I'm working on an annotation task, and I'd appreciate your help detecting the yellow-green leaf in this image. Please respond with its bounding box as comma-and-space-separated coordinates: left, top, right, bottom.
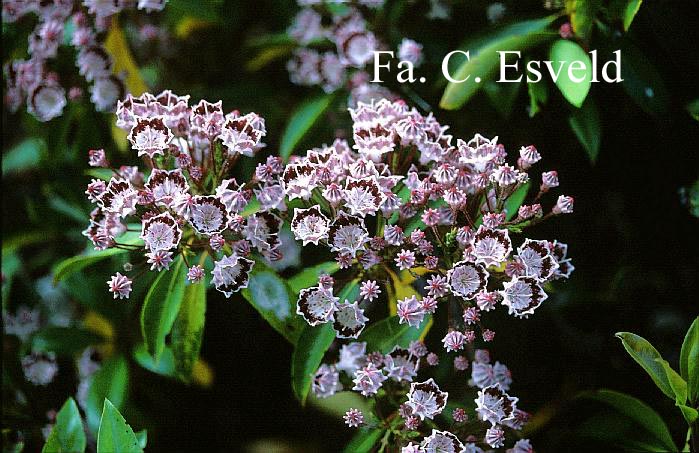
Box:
104, 18, 147, 96
549, 39, 592, 108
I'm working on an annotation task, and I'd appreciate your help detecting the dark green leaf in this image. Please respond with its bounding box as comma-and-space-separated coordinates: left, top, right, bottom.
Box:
359, 315, 432, 354
527, 80, 548, 117
569, 99, 601, 162
680, 317, 699, 403
241, 263, 303, 344
280, 94, 334, 161
549, 39, 592, 108
569, 0, 601, 39
133, 343, 175, 377
343, 428, 384, 453
291, 323, 335, 405
615, 332, 674, 400
42, 398, 86, 453
578, 389, 677, 451
484, 80, 521, 118
135, 430, 147, 449
86, 355, 128, 434
2, 138, 45, 176
140, 256, 187, 361
504, 182, 530, 220
654, 358, 687, 405
96, 399, 143, 453
171, 279, 207, 382
620, 41, 669, 116
440, 16, 556, 110
610, 0, 643, 31
288, 261, 341, 295
32, 327, 104, 356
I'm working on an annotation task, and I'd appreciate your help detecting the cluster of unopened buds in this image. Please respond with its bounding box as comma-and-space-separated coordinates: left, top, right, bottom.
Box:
3, 0, 166, 121
282, 97, 574, 450
286, 0, 423, 99
83, 90, 284, 299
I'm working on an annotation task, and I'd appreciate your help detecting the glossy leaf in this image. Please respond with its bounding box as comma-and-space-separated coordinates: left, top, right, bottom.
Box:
578, 389, 676, 451
42, 398, 86, 453
359, 315, 432, 354
680, 317, 699, 403
133, 343, 175, 377
86, 355, 128, 434
32, 327, 104, 356
135, 430, 147, 449
343, 428, 384, 453
288, 261, 341, 295
440, 16, 556, 110
549, 39, 592, 108
654, 358, 687, 405
241, 263, 303, 344
2, 138, 45, 176
96, 399, 143, 453
280, 94, 334, 161
291, 323, 335, 405
616, 332, 674, 400
678, 405, 699, 424
610, 0, 643, 31
171, 279, 207, 382
504, 182, 530, 220
140, 256, 187, 361
569, 100, 601, 162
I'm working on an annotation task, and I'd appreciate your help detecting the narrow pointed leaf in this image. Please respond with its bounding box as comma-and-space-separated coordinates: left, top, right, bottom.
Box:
615, 332, 674, 400
359, 315, 432, 354
655, 358, 687, 405
549, 39, 592, 108
280, 94, 334, 161
42, 398, 86, 453
288, 261, 341, 295
171, 280, 207, 382
504, 182, 530, 220
343, 428, 384, 453
97, 399, 143, 453
569, 99, 601, 162
86, 355, 128, 435
680, 317, 699, 403
291, 323, 335, 405
140, 256, 187, 360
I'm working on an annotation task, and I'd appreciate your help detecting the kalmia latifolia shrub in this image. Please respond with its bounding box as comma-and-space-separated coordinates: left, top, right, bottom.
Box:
2, 0, 167, 121
284, 98, 574, 451
83, 91, 282, 297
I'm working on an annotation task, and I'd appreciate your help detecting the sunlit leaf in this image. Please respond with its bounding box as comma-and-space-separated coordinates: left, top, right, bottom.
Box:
133, 343, 175, 377
171, 279, 207, 382
291, 323, 335, 405
654, 358, 687, 405
86, 355, 128, 434
440, 16, 556, 110
359, 315, 432, 354
96, 399, 143, 453
280, 94, 334, 161
42, 398, 86, 453
504, 182, 530, 220
615, 332, 674, 400
288, 261, 341, 295
549, 39, 592, 108
140, 256, 187, 361
680, 317, 699, 403
610, 0, 643, 31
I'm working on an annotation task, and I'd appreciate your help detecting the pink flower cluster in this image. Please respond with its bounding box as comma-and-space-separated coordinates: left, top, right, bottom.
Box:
3, 0, 166, 121
83, 91, 284, 299
284, 97, 573, 450
286, 1, 423, 98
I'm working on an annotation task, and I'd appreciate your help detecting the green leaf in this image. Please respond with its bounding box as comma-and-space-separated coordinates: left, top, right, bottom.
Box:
42, 398, 86, 453
343, 428, 384, 453
133, 343, 175, 377
171, 279, 207, 382
680, 317, 699, 403
308, 391, 372, 419
569, 0, 601, 39
440, 16, 556, 110
549, 39, 592, 108
280, 94, 334, 161
97, 399, 143, 453
620, 41, 669, 116
504, 182, 530, 220
615, 332, 674, 400
135, 430, 147, 449
483, 80, 521, 118
679, 405, 699, 424
2, 138, 45, 176
86, 355, 128, 435
527, 80, 548, 117
53, 231, 143, 283
288, 261, 341, 295
337, 279, 361, 302
291, 323, 335, 405
610, 0, 643, 31
241, 263, 303, 344
578, 389, 677, 451
654, 358, 687, 405
32, 327, 104, 356
569, 99, 601, 162
140, 256, 187, 361
359, 315, 432, 354
686, 99, 699, 121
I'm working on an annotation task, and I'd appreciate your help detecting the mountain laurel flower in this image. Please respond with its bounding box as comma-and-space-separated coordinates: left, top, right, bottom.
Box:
476, 290, 499, 311
540, 170, 559, 190
454, 356, 469, 371
107, 273, 132, 299
333, 300, 368, 339
336, 342, 367, 374
297, 286, 339, 326
312, 364, 342, 398
471, 226, 513, 267
343, 408, 365, 427
517, 239, 558, 281
352, 363, 387, 396
383, 224, 404, 245
508, 438, 535, 453
291, 206, 330, 245
395, 249, 416, 270
88, 148, 108, 167
553, 195, 574, 214
22, 351, 59, 386
426, 352, 439, 366
452, 407, 468, 422
406, 379, 448, 420
475, 384, 519, 426
187, 265, 205, 283
211, 254, 254, 297
146, 250, 173, 271
482, 329, 496, 342
500, 276, 548, 318
384, 346, 419, 382
448, 261, 490, 300
397, 295, 426, 328
442, 330, 467, 352
463, 307, 480, 324
359, 280, 381, 301
397, 38, 424, 66
141, 212, 182, 251
128, 116, 173, 158
485, 426, 506, 448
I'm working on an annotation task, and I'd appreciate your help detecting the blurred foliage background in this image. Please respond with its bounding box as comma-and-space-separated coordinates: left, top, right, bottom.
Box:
3, 0, 698, 451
